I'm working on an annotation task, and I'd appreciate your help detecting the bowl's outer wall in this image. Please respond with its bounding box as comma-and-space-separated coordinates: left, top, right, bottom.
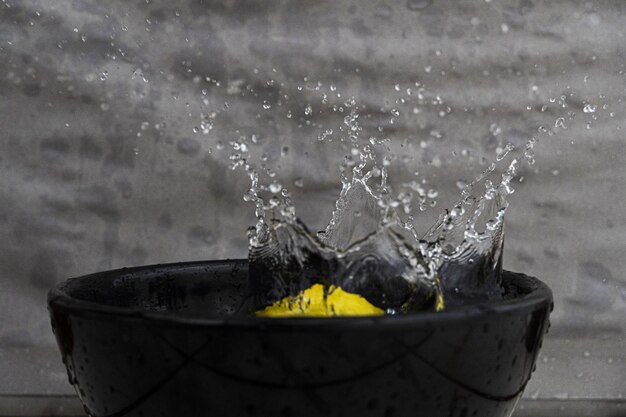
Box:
49, 260, 552, 417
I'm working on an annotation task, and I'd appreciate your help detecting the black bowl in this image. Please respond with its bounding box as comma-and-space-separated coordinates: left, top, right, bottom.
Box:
48, 259, 552, 417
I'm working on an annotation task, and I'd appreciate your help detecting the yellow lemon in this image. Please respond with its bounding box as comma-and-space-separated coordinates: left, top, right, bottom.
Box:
256, 283, 384, 317
434, 276, 445, 312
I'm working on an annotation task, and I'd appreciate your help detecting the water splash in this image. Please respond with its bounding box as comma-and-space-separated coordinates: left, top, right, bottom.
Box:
213, 79, 587, 315
243, 103, 521, 314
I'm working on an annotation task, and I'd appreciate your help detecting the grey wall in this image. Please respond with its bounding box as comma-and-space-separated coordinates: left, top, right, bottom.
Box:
0, 0, 624, 399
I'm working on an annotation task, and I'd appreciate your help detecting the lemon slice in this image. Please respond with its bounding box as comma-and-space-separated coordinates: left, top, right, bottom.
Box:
256, 283, 384, 317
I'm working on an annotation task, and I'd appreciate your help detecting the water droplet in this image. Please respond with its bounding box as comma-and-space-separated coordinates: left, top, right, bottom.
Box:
200, 118, 213, 134
429, 129, 442, 139
583, 104, 597, 113
269, 196, 280, 208
407, 0, 432, 11
496, 143, 514, 161
489, 123, 502, 136
554, 117, 566, 128
268, 182, 282, 194
318, 128, 333, 141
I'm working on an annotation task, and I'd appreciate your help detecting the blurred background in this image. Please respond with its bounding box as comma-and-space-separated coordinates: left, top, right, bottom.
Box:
0, 0, 624, 415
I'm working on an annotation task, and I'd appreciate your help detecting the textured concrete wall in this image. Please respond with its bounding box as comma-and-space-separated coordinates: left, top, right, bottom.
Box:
0, 0, 624, 398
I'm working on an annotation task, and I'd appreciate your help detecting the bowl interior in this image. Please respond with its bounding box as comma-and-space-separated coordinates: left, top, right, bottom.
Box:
49, 259, 551, 323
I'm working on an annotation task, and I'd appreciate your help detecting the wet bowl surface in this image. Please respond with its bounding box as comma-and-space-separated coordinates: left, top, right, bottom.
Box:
48, 259, 552, 417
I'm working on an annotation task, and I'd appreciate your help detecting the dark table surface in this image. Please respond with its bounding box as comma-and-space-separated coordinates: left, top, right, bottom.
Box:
0, 395, 624, 417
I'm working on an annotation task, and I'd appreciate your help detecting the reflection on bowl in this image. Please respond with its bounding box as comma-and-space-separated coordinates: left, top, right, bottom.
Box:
48, 259, 551, 417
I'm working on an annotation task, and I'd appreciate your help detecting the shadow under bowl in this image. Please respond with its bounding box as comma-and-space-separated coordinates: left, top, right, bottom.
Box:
48, 259, 552, 417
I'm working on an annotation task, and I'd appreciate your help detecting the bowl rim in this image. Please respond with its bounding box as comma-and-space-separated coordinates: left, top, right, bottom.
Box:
48, 259, 553, 329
